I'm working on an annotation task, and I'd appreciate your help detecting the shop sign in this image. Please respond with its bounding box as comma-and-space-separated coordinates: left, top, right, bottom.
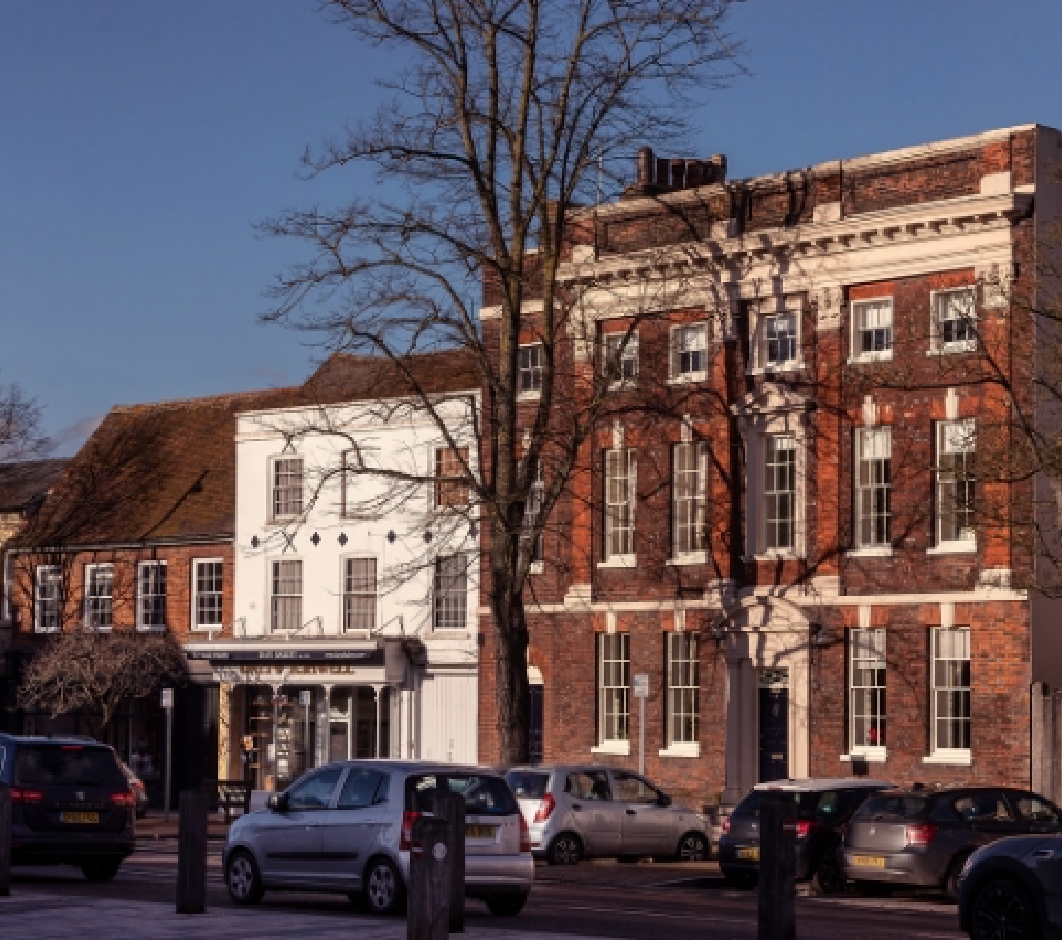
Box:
186, 647, 384, 665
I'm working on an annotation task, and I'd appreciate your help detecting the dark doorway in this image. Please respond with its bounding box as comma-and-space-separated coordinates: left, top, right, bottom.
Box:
758, 675, 789, 783
529, 685, 544, 764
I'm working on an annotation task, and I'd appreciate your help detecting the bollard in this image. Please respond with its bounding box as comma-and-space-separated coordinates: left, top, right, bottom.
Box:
757, 793, 795, 940
407, 815, 450, 940
431, 790, 465, 933
176, 789, 208, 915
0, 784, 10, 898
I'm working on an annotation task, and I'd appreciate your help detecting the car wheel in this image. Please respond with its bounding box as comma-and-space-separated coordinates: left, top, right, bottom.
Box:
811, 850, 846, 895
677, 832, 708, 862
486, 893, 529, 917
226, 849, 264, 905
971, 877, 1039, 940
943, 853, 970, 902
81, 858, 122, 883
853, 880, 893, 897
548, 833, 582, 866
723, 870, 757, 890
363, 856, 405, 916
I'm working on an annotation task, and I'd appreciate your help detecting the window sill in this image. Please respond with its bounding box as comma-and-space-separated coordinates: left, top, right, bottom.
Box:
752, 551, 802, 562
517, 391, 542, 402
659, 742, 701, 759
191, 624, 225, 634
927, 343, 978, 356
846, 546, 894, 558
841, 749, 887, 763
529, 561, 544, 575
848, 352, 894, 365
746, 361, 806, 377
923, 750, 972, 766
608, 381, 639, 392
136, 625, 168, 633
598, 556, 637, 569
927, 541, 977, 556
591, 741, 631, 756
668, 373, 706, 386
667, 552, 710, 567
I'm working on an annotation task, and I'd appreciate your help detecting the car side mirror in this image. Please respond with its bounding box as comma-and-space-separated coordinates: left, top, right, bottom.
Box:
268, 792, 289, 813
659, 793, 672, 808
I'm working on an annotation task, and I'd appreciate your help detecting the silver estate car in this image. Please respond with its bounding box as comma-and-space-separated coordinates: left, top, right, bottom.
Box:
506, 765, 710, 865
223, 761, 534, 916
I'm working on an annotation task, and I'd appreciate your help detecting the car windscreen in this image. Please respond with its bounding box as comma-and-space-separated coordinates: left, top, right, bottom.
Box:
406, 773, 519, 816
15, 745, 125, 787
507, 771, 550, 800
854, 794, 930, 821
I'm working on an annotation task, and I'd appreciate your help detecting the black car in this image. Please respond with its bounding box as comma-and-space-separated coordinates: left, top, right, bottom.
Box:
843, 787, 1062, 900
0, 733, 136, 882
718, 778, 891, 893
957, 833, 1062, 939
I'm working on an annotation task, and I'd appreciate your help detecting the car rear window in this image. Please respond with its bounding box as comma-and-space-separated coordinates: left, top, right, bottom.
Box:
854, 794, 930, 821
406, 773, 519, 816
733, 789, 842, 821
15, 745, 125, 787
507, 771, 550, 800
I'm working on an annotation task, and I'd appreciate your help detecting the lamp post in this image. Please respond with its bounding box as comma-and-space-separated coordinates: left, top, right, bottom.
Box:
299, 690, 312, 774
161, 687, 174, 823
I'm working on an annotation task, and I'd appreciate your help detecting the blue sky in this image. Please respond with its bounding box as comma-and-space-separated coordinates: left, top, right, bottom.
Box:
3, 0, 1062, 455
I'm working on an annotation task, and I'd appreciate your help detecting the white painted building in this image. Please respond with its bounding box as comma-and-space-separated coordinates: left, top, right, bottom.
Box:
185, 356, 480, 790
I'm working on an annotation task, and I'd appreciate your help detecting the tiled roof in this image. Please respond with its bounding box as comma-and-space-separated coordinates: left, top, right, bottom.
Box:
0, 459, 70, 514
301, 350, 482, 405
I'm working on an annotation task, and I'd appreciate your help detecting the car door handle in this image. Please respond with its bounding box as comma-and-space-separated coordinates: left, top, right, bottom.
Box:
626, 809, 636, 816
572, 804, 582, 811
1033, 849, 1055, 859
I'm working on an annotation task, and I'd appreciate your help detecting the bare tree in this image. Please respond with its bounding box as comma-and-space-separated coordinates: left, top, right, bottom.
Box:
0, 378, 49, 462
18, 630, 186, 736
263, 0, 744, 762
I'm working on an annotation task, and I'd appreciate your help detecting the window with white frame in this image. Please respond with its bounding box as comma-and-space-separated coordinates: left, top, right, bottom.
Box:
522, 459, 545, 564
935, 419, 976, 547
931, 627, 971, 755
84, 564, 113, 629
763, 434, 797, 551
669, 324, 706, 381
343, 557, 377, 633
597, 632, 629, 745
604, 448, 636, 559
852, 298, 894, 360
932, 287, 977, 353
435, 446, 470, 508
271, 559, 303, 632
192, 559, 223, 629
518, 344, 543, 395
672, 442, 706, 556
666, 632, 699, 746
855, 427, 892, 549
763, 312, 798, 367
34, 565, 63, 633
849, 628, 886, 752
137, 560, 167, 629
434, 554, 467, 630
602, 331, 639, 388
271, 456, 304, 519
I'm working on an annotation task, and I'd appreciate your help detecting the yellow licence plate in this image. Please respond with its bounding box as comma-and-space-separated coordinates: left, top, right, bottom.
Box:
851, 855, 885, 868
62, 812, 100, 824
736, 847, 760, 861
466, 824, 497, 839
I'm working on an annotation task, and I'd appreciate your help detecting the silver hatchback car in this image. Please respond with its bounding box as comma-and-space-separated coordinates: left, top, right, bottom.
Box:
223, 761, 534, 916
506, 765, 710, 865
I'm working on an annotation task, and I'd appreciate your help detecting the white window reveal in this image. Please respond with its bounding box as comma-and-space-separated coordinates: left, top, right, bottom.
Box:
936, 419, 976, 548
137, 560, 167, 630
763, 434, 797, 552
272, 457, 304, 519
597, 632, 630, 747
764, 312, 798, 367
434, 553, 467, 631
933, 287, 978, 353
672, 442, 706, 557
35, 565, 63, 633
852, 298, 894, 361
343, 557, 377, 633
604, 448, 636, 561
518, 344, 543, 396
670, 324, 706, 382
193, 559, 223, 630
855, 427, 892, 550
666, 632, 699, 747
603, 331, 639, 388
271, 559, 303, 632
84, 564, 114, 629
849, 628, 886, 754
931, 627, 971, 758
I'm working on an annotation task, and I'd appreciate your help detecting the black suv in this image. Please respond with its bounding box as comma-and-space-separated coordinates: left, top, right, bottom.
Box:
719, 778, 891, 893
0, 734, 136, 881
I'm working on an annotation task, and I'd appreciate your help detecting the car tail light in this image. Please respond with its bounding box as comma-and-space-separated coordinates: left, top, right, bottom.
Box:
400, 811, 422, 851
721, 816, 731, 835
109, 790, 136, 808
10, 787, 45, 804
520, 813, 532, 853
793, 820, 818, 839
533, 793, 555, 823
905, 823, 938, 848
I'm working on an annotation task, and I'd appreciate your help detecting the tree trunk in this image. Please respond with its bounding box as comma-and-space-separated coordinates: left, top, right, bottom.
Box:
490, 539, 530, 766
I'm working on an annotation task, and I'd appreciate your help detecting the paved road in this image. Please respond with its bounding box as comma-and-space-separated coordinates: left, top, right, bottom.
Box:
1, 846, 967, 940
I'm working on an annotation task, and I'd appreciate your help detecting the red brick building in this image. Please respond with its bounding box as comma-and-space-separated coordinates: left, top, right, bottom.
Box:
478, 124, 1062, 810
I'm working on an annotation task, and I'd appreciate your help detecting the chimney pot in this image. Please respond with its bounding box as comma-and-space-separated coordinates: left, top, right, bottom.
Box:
685, 160, 703, 188
670, 159, 685, 190
636, 147, 654, 186
656, 157, 670, 190
708, 153, 727, 184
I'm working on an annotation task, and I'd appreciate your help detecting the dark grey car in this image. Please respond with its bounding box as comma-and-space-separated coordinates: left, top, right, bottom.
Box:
842, 787, 1062, 900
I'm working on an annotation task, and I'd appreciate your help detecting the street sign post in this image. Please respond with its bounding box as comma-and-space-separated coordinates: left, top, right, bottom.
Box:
161, 687, 175, 822
633, 674, 649, 774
